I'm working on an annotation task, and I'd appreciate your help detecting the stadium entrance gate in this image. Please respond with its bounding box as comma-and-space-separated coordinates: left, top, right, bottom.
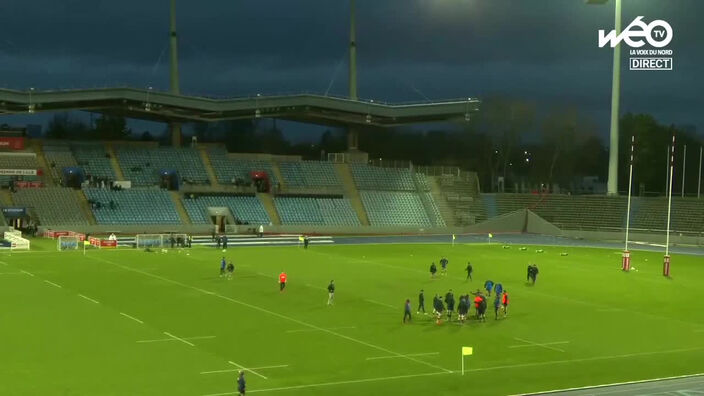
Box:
207, 206, 235, 233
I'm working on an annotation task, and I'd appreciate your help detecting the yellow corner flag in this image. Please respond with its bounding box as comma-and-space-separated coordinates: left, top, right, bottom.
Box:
461, 346, 473, 375
84, 240, 91, 246
488, 233, 493, 238
452, 234, 456, 240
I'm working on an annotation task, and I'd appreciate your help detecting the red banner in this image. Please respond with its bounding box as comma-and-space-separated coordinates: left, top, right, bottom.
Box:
0, 137, 25, 150
45, 230, 85, 241
100, 240, 117, 248
90, 237, 116, 248
14, 181, 43, 188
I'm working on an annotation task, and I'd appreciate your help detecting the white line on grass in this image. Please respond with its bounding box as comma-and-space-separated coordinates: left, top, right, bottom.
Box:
366, 352, 439, 361
285, 326, 356, 334
510, 338, 569, 352
513, 372, 704, 395
43, 280, 62, 288
0, 272, 24, 275
78, 294, 100, 304
119, 312, 144, 324
467, 346, 704, 373
228, 361, 267, 380
200, 371, 452, 395
137, 335, 216, 343
200, 365, 288, 375
364, 299, 395, 309
214, 292, 451, 373
194, 288, 215, 295
89, 255, 453, 374
309, 249, 704, 329
0, 260, 7, 265
163, 331, 195, 347
20, 270, 34, 277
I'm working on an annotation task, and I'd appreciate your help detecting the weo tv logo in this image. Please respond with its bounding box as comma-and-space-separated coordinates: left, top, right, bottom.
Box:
598, 16, 673, 71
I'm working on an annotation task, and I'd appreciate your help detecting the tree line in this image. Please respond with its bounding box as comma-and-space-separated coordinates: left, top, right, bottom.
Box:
45, 97, 702, 196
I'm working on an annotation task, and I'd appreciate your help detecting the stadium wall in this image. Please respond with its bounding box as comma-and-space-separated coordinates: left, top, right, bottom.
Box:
562, 229, 704, 247
36, 224, 463, 236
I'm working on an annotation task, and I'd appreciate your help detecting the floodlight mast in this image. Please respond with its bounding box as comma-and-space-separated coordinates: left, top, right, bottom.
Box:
169, 0, 182, 146
588, 0, 621, 195
347, 0, 360, 151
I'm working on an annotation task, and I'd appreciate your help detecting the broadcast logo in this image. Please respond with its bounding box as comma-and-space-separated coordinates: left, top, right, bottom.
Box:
598, 16, 673, 71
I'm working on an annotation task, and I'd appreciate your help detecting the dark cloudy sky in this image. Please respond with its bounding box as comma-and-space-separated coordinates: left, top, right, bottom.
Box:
0, 0, 702, 140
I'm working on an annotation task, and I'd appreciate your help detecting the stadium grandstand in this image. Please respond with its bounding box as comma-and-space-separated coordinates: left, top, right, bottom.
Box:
1, 2, 703, 395
2, 138, 703, 243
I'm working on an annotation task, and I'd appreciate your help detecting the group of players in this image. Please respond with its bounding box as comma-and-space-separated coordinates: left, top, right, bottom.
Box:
403, 257, 524, 325
408, 280, 509, 325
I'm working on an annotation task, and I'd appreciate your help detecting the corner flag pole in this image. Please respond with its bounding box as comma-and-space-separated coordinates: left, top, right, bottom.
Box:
664, 135, 675, 277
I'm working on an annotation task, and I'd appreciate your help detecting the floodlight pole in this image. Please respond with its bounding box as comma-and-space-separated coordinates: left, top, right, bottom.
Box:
347, 0, 360, 150
606, 0, 622, 196
169, 0, 182, 146
349, 0, 358, 102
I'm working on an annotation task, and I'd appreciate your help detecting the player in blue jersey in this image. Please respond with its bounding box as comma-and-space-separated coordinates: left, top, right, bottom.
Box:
484, 280, 494, 297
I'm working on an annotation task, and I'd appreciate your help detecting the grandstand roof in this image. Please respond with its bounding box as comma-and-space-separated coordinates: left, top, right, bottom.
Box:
0, 87, 479, 127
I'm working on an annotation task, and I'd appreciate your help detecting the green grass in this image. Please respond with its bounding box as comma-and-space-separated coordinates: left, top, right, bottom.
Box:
1, 238, 703, 395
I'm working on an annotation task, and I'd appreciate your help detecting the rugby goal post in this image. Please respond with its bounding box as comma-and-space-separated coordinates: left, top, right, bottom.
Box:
57, 235, 80, 251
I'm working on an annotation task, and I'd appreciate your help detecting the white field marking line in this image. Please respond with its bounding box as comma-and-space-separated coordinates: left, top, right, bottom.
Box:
469, 346, 704, 374
364, 299, 395, 309
366, 352, 439, 361
194, 288, 215, 295
310, 249, 704, 329
137, 335, 216, 343
285, 326, 356, 334
514, 372, 704, 396
513, 337, 567, 353
0, 260, 7, 265
78, 294, 100, 304
0, 272, 24, 275
509, 341, 570, 349
578, 379, 704, 396
228, 361, 267, 380
163, 331, 195, 347
198, 371, 453, 395
200, 365, 289, 375
119, 312, 144, 324
88, 255, 453, 374
214, 292, 452, 374
20, 270, 34, 277
43, 280, 62, 288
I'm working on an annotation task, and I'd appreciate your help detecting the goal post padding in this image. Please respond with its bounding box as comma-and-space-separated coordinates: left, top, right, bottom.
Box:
57, 235, 79, 251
